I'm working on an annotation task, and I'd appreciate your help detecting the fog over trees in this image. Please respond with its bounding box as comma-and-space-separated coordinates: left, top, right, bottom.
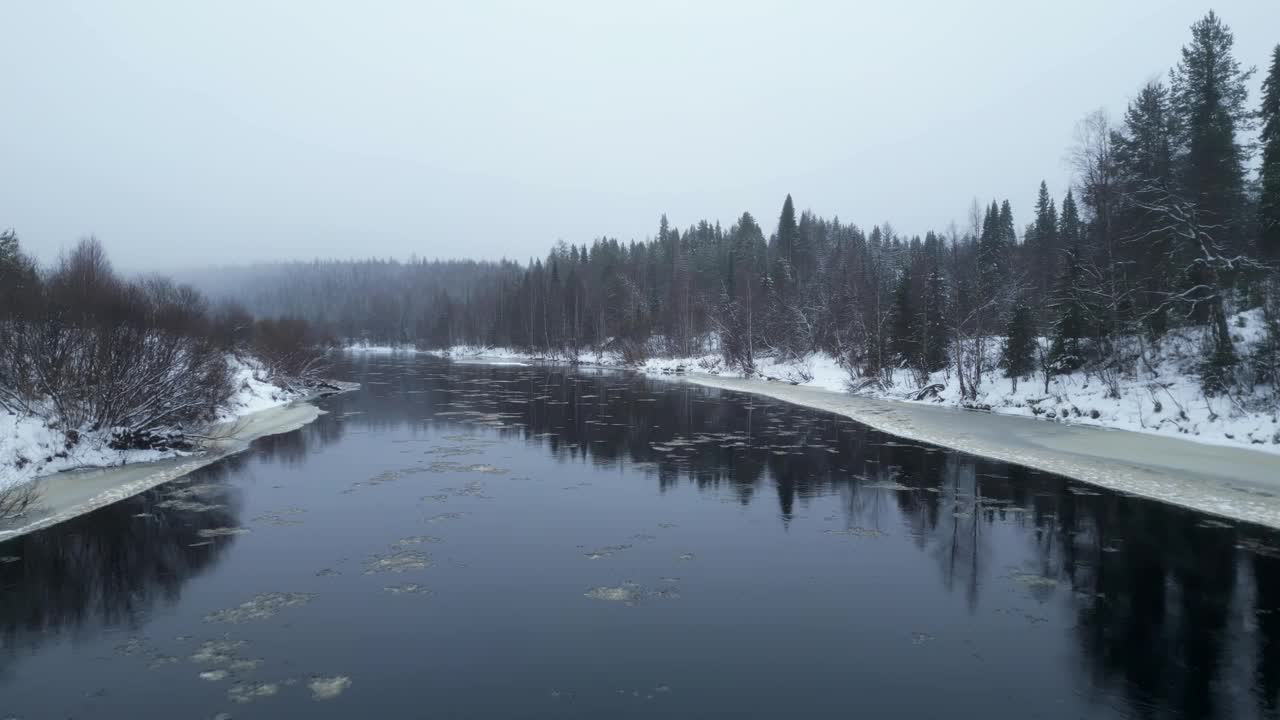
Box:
183, 12, 1279, 405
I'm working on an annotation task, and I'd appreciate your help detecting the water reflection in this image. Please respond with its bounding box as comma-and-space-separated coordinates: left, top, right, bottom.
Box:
0, 354, 1278, 718
0, 419, 342, 678
339, 357, 1280, 719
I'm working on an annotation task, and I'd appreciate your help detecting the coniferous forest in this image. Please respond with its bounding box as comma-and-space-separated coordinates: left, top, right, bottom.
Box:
185, 13, 1280, 410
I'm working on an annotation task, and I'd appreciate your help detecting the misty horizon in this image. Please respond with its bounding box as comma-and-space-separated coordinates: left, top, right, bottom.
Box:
4, 1, 1279, 272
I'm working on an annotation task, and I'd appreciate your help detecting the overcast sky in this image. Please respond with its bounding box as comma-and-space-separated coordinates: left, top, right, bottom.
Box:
3, 1, 1277, 271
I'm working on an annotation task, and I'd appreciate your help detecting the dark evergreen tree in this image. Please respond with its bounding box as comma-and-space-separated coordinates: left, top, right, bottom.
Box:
1001, 303, 1037, 391
1170, 10, 1254, 233
921, 256, 949, 372
1114, 80, 1178, 337
774, 194, 799, 287
1261, 44, 1280, 259
1048, 243, 1089, 372
890, 264, 917, 364
1059, 190, 1082, 249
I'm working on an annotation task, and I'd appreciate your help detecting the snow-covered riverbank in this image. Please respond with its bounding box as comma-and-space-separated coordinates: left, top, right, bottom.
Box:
354, 343, 1280, 527
359, 308, 1280, 458
0, 355, 358, 538
0, 356, 300, 490
0, 401, 325, 539
685, 374, 1280, 529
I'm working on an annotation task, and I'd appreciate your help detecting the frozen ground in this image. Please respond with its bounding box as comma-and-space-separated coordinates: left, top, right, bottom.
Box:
0, 402, 324, 539
0, 355, 298, 491
0, 357, 356, 538
684, 374, 1280, 530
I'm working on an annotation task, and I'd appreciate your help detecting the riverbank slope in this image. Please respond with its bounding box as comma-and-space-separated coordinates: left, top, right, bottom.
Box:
0, 381, 357, 539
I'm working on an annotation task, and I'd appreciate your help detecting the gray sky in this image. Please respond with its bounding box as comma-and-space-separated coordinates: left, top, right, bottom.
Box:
3, 1, 1277, 270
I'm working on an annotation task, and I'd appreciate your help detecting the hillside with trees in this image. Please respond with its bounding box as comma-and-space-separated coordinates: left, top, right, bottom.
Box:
0, 236, 332, 515
171, 13, 1280, 448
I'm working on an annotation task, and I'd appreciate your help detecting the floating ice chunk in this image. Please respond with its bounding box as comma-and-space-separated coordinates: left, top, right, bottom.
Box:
383, 583, 432, 595
190, 639, 248, 665
308, 675, 352, 701
204, 592, 316, 623
585, 584, 640, 602
364, 550, 431, 574
228, 681, 278, 704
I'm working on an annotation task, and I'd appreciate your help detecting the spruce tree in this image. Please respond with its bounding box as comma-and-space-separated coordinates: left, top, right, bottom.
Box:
1032, 182, 1059, 303
1001, 303, 1036, 392
998, 200, 1016, 246
890, 265, 917, 364
775, 194, 799, 286
1170, 10, 1254, 231
1048, 243, 1089, 371
1059, 190, 1081, 249
1115, 81, 1177, 336
978, 200, 1008, 283
921, 257, 949, 372
1261, 45, 1280, 259
0, 229, 18, 272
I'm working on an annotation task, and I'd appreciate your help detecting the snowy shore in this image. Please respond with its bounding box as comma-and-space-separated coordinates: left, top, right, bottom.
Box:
350, 343, 1280, 528
0, 357, 358, 539
349, 310, 1280, 458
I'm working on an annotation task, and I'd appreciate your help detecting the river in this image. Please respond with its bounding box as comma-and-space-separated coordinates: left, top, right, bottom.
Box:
2, 354, 1279, 718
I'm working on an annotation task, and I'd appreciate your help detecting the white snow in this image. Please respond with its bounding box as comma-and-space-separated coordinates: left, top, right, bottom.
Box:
411, 308, 1279, 458
0, 354, 304, 492
218, 354, 305, 420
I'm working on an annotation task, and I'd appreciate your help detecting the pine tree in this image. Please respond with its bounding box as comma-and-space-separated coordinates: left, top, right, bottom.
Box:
998, 200, 1016, 246
1048, 243, 1089, 371
921, 254, 949, 372
1032, 182, 1059, 303
1114, 80, 1177, 336
890, 265, 917, 363
1001, 303, 1036, 392
1261, 45, 1280, 259
0, 229, 18, 272
1170, 10, 1254, 231
774, 194, 799, 286
1166, 11, 1253, 386
1059, 190, 1081, 248
978, 200, 1009, 285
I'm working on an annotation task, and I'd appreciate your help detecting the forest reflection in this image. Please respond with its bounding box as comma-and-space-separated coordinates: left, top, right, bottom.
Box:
341, 358, 1280, 720
0, 355, 1277, 718
0, 418, 339, 679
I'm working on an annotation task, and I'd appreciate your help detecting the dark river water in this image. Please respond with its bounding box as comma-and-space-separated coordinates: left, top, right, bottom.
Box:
4, 355, 1280, 719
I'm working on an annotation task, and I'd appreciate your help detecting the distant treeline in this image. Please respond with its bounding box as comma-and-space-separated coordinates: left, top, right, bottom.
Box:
192, 12, 1279, 398
178, 258, 521, 344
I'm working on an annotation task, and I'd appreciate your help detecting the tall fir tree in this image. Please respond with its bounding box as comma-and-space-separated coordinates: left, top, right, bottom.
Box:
774, 194, 799, 287
921, 249, 949, 372
1059, 190, 1081, 249
1170, 10, 1254, 232
890, 265, 917, 363
1032, 181, 1059, 304
1001, 303, 1037, 391
1115, 80, 1178, 336
998, 200, 1016, 246
1261, 45, 1280, 259
1049, 242, 1089, 372
978, 200, 1009, 283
